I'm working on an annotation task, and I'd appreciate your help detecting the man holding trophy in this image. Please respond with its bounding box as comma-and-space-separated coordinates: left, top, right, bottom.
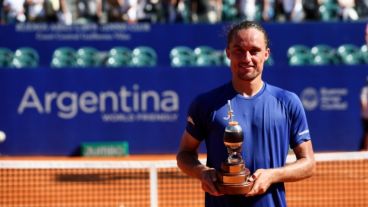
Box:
176, 20, 315, 207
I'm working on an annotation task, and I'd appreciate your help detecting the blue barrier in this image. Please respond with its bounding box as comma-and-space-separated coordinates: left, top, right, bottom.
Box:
0, 22, 367, 155
0, 66, 366, 155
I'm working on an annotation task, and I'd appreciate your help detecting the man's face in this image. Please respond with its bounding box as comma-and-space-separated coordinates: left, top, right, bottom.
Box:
226, 28, 270, 82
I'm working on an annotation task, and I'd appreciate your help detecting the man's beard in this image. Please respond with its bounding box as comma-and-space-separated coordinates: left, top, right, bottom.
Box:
237, 70, 260, 81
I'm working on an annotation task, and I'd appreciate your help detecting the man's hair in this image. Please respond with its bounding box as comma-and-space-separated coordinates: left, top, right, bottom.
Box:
226, 21, 270, 49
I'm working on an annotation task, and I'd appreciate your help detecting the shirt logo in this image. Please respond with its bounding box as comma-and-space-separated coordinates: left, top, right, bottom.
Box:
298, 129, 309, 136
187, 116, 195, 126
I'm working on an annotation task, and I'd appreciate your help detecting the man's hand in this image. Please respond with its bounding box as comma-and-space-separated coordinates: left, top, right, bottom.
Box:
245, 141, 315, 197
245, 169, 275, 197
200, 167, 223, 196
177, 131, 224, 196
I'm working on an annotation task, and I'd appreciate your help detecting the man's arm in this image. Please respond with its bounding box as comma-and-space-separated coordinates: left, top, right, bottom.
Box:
176, 130, 222, 196
246, 140, 316, 196
361, 87, 368, 111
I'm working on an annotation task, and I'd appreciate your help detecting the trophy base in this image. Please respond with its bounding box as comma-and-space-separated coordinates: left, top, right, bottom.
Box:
217, 181, 254, 195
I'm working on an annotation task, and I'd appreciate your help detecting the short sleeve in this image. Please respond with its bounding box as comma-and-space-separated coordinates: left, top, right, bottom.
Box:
185, 97, 208, 142
288, 93, 311, 149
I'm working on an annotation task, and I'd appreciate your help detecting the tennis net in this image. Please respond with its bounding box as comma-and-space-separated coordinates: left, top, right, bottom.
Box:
0, 151, 367, 207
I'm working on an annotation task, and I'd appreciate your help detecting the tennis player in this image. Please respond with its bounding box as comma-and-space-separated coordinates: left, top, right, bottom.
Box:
176, 20, 316, 207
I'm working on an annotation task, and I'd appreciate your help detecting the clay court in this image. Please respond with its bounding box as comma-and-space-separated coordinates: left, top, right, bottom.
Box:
0, 152, 367, 207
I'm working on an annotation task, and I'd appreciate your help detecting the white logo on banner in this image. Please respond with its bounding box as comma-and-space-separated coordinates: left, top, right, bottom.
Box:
17, 85, 179, 122
300, 87, 319, 111
300, 87, 348, 111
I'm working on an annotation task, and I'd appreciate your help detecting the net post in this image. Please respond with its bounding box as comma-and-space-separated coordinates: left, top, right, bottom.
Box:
149, 166, 158, 207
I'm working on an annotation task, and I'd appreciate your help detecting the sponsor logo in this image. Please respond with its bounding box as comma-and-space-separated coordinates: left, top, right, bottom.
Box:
300, 87, 319, 111
300, 87, 348, 111
17, 85, 179, 122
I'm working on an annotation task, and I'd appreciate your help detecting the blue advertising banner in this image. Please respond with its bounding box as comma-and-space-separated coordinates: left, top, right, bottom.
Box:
0, 66, 366, 155
0, 22, 367, 155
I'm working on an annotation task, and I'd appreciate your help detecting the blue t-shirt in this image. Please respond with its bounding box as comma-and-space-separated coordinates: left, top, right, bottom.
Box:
186, 82, 311, 207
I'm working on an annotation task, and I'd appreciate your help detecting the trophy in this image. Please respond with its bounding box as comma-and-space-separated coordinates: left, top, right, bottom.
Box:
216, 100, 254, 195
